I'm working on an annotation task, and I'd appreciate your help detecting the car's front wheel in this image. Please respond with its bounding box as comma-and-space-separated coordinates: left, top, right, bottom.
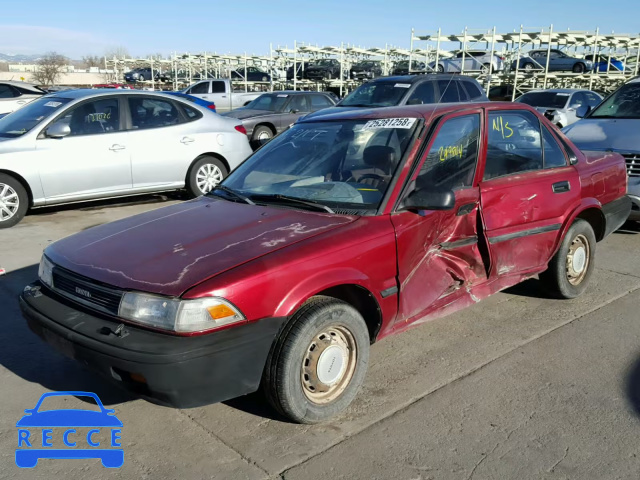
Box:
263, 296, 370, 424
540, 219, 596, 298
186, 156, 228, 197
251, 125, 273, 148
573, 63, 586, 74
0, 173, 28, 229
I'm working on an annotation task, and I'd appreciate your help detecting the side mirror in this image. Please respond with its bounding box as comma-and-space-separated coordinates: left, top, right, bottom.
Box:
576, 105, 591, 118
46, 122, 71, 138
290, 109, 299, 114
400, 188, 456, 212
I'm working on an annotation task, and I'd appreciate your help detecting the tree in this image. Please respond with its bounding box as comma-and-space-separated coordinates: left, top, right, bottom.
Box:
82, 55, 103, 68
104, 46, 130, 59
32, 52, 68, 86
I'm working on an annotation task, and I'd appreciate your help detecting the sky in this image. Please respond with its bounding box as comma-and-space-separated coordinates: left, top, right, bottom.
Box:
1, 0, 639, 59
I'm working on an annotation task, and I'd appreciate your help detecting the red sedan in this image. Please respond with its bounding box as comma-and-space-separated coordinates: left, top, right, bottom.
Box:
21, 102, 630, 423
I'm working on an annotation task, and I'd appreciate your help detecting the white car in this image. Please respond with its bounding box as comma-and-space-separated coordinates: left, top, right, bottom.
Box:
515, 89, 603, 128
0, 89, 253, 228
0, 81, 46, 118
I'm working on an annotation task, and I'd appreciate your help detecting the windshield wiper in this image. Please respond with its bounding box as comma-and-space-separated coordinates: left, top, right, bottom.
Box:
250, 194, 334, 213
210, 185, 255, 205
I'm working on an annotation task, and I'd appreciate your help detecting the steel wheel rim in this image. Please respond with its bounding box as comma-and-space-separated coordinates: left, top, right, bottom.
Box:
257, 130, 272, 142
301, 325, 357, 404
195, 163, 223, 193
566, 233, 590, 285
0, 183, 19, 222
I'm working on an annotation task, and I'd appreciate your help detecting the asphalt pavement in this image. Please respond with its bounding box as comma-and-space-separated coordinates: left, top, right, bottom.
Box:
1, 194, 639, 479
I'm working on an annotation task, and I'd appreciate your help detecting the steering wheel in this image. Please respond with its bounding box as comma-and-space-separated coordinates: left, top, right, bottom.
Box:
352, 173, 386, 189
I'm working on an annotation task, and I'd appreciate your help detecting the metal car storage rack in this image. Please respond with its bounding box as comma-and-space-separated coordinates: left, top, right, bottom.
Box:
104, 25, 640, 98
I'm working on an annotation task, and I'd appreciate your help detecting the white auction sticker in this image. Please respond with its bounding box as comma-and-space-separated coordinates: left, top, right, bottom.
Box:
394, 83, 412, 88
362, 118, 417, 130
277, 94, 289, 97
44, 101, 62, 107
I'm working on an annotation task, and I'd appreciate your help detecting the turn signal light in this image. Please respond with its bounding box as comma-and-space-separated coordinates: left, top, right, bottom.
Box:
235, 125, 247, 135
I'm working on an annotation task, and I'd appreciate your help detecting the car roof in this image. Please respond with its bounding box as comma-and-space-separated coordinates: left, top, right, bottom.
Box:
45, 89, 187, 100
370, 74, 472, 84
523, 88, 585, 94
299, 102, 530, 124
1, 80, 43, 91
260, 90, 330, 95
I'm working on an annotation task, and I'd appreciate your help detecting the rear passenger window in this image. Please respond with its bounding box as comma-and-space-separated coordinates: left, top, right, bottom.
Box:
417, 114, 480, 190
542, 126, 567, 168
437, 80, 460, 103
463, 81, 484, 100
309, 95, 333, 110
484, 111, 543, 180
128, 97, 182, 130
407, 82, 436, 105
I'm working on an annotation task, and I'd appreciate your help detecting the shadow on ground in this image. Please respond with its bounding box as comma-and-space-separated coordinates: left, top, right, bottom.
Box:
625, 353, 640, 419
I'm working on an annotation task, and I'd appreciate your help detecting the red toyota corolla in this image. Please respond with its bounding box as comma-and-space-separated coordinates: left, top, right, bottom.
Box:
21, 102, 630, 423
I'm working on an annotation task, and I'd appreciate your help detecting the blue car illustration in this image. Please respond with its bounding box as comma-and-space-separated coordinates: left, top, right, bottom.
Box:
16, 391, 123, 468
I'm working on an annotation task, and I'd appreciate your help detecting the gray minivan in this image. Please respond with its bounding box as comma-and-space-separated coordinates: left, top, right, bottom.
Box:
563, 77, 640, 221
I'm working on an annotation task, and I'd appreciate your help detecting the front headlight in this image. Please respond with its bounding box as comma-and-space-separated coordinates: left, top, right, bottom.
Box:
38, 255, 54, 288
118, 292, 246, 333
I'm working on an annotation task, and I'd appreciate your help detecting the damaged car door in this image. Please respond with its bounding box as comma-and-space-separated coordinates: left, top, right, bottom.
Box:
392, 111, 488, 325
480, 109, 580, 276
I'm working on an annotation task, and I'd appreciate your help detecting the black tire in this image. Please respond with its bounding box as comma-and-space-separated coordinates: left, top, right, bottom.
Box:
436, 64, 444, 73
261, 76, 268, 82
523, 62, 535, 71
138, 74, 145, 81
262, 296, 370, 424
251, 125, 273, 148
326, 72, 333, 80
539, 219, 596, 299
0, 173, 28, 229
573, 63, 586, 74
185, 156, 228, 198
481, 63, 491, 74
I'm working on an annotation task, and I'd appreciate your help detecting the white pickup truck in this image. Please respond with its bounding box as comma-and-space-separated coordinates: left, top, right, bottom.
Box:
182, 79, 263, 112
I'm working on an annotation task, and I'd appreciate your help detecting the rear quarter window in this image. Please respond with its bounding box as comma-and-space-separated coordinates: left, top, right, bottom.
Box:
463, 81, 485, 100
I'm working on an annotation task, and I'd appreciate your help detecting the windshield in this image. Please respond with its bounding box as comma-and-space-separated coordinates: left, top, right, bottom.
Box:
221, 119, 419, 212
315, 60, 333, 66
355, 62, 376, 68
0, 96, 72, 138
340, 82, 409, 107
589, 83, 640, 119
244, 94, 289, 112
516, 92, 570, 109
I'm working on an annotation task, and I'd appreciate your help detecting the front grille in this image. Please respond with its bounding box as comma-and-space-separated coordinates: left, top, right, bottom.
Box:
52, 267, 123, 315
623, 154, 640, 177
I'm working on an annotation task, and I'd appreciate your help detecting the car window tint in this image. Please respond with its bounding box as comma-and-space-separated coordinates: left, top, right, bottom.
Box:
128, 97, 182, 130
484, 111, 543, 180
418, 114, 480, 191
463, 81, 484, 100
182, 104, 203, 121
289, 95, 310, 112
437, 80, 460, 103
190, 82, 209, 94
406, 82, 435, 105
309, 95, 333, 110
542, 126, 567, 168
0, 85, 17, 98
211, 81, 225, 94
457, 83, 471, 101
51, 98, 120, 136
570, 92, 586, 107
584, 92, 601, 106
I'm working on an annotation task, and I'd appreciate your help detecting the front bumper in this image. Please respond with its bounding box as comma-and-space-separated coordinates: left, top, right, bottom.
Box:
20, 283, 285, 408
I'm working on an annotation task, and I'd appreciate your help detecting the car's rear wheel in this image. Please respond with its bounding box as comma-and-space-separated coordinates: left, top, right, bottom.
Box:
436, 64, 445, 73
186, 156, 228, 197
262, 296, 369, 424
0, 174, 28, 229
540, 219, 596, 299
252, 125, 273, 148
481, 63, 491, 74
261, 76, 268, 82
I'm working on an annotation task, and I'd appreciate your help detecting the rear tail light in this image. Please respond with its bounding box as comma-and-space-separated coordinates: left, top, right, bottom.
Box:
207, 104, 216, 112
235, 125, 247, 135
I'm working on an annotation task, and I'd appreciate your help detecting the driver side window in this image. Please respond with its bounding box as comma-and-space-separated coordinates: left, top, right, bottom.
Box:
484, 111, 542, 180
50, 98, 120, 137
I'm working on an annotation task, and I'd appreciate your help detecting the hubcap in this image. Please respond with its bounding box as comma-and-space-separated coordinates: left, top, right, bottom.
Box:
257, 131, 271, 142
301, 326, 357, 404
195, 164, 223, 193
566, 234, 590, 285
0, 183, 19, 222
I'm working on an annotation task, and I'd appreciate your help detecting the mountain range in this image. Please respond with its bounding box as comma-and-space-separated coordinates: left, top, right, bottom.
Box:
0, 53, 44, 63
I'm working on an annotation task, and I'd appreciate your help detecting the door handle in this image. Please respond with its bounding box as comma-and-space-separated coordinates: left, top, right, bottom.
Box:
552, 181, 570, 193
17, 100, 26, 105
221, 95, 227, 98
109, 144, 126, 151
180, 137, 195, 144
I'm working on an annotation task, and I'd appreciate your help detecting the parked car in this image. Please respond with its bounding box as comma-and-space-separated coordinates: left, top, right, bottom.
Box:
304, 74, 488, 120
515, 89, 602, 127
304, 59, 346, 80
0, 81, 46, 118
0, 89, 252, 228
222, 91, 336, 146
511, 49, 592, 73
350, 60, 383, 80
21, 101, 629, 423
92, 83, 134, 90
392, 60, 426, 75
124, 68, 169, 83
164, 91, 216, 112
563, 77, 640, 221
182, 79, 262, 112
287, 62, 310, 81
430, 51, 505, 73
230, 67, 271, 82
584, 54, 625, 73
488, 84, 518, 101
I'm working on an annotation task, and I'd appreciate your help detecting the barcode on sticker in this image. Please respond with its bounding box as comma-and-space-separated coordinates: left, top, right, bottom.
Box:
362, 118, 417, 130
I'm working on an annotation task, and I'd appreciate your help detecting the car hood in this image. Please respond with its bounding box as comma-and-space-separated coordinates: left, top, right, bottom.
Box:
303, 106, 362, 120
222, 109, 274, 120
16, 410, 122, 428
563, 118, 640, 153
45, 197, 356, 297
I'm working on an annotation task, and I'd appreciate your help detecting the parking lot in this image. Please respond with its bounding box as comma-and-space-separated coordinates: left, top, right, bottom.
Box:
1, 196, 639, 479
